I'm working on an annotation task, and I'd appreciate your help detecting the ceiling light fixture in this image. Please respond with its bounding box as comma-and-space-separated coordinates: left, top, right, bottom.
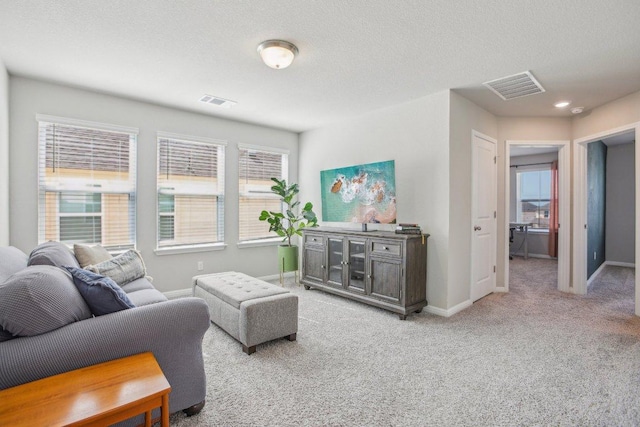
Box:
554, 101, 571, 108
257, 40, 298, 69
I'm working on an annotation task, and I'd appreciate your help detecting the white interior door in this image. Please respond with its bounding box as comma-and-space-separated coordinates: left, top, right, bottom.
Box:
471, 131, 497, 302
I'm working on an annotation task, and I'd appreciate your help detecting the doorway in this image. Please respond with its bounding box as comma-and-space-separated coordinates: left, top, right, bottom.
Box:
573, 122, 639, 315
503, 140, 570, 292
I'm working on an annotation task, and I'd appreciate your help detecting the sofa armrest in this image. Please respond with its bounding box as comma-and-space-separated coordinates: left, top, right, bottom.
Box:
0, 297, 210, 413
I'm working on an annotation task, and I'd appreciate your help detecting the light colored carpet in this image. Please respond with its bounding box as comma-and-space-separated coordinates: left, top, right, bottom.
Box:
170, 259, 640, 426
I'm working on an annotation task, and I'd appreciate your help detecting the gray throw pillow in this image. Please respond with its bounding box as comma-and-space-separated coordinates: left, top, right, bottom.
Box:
0, 265, 92, 337
28, 241, 80, 269
87, 249, 146, 286
64, 267, 136, 316
74, 244, 112, 268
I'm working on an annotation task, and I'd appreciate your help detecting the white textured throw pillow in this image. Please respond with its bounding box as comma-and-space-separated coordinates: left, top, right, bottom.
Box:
87, 249, 147, 286
74, 244, 113, 268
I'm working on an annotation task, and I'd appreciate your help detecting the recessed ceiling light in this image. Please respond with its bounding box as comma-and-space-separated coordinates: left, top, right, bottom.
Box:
554, 101, 571, 108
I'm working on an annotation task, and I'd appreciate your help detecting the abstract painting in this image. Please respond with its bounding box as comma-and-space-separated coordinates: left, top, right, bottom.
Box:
320, 160, 396, 224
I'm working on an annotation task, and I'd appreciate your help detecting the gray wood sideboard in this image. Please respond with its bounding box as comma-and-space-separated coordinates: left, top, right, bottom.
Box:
301, 228, 429, 320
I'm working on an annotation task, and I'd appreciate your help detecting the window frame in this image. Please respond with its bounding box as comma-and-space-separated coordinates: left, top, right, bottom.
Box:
155, 132, 227, 255
237, 143, 289, 247
515, 165, 552, 230
36, 114, 138, 250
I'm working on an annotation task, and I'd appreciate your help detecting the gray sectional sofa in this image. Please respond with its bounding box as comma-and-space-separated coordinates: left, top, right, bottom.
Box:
0, 242, 210, 425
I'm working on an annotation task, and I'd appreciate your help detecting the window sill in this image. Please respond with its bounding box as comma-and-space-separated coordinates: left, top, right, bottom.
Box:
154, 243, 227, 256
237, 238, 285, 249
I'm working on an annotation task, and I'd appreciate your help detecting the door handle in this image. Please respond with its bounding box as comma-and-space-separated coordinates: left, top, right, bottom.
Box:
474, 225, 482, 231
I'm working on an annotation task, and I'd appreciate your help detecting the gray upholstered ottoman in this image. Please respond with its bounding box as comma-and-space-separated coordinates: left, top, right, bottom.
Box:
192, 272, 298, 355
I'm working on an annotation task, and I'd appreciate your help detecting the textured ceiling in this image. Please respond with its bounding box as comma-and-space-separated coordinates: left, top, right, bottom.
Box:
0, 0, 639, 132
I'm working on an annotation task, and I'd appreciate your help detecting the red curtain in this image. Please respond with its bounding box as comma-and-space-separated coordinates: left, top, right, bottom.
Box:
548, 160, 559, 257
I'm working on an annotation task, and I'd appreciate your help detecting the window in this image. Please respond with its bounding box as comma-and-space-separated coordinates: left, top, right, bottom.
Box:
516, 168, 551, 229
157, 133, 226, 250
37, 115, 137, 250
238, 145, 288, 242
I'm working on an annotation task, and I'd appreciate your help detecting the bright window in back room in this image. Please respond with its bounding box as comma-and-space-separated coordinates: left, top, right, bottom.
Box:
156, 133, 226, 250
238, 145, 288, 243
516, 168, 551, 229
37, 115, 137, 250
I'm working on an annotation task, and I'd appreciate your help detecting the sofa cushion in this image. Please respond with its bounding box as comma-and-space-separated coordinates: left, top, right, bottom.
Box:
126, 289, 168, 306
64, 267, 136, 316
120, 277, 156, 294
87, 249, 146, 286
0, 246, 28, 284
73, 243, 112, 268
0, 265, 92, 337
28, 241, 80, 269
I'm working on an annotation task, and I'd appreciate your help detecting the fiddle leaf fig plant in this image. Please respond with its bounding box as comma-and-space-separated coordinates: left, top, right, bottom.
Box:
259, 178, 318, 247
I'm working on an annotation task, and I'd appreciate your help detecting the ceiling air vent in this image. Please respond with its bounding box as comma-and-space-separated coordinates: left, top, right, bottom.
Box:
199, 94, 237, 108
483, 71, 545, 101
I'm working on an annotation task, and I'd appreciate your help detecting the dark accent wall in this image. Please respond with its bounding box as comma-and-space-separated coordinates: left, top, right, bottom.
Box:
587, 141, 607, 278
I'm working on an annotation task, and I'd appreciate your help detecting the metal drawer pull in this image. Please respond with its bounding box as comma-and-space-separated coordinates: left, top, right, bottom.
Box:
321, 265, 325, 269
383, 246, 389, 250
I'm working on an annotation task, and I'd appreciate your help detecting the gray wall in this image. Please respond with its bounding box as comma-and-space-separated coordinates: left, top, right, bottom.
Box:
300, 91, 451, 311
587, 141, 607, 278
605, 142, 635, 264
299, 90, 498, 313
0, 58, 8, 245
509, 151, 558, 257
9, 77, 299, 292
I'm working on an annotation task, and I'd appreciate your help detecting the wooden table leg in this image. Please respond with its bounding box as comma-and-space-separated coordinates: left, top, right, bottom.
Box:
145, 410, 151, 427
161, 393, 170, 426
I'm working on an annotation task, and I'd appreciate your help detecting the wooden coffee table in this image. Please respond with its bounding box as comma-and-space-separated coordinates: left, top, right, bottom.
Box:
0, 352, 171, 427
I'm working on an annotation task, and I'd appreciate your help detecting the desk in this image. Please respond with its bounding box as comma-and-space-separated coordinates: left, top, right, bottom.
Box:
0, 352, 170, 427
509, 222, 533, 259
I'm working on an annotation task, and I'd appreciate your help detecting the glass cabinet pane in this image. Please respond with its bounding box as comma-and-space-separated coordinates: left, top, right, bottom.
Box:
328, 238, 343, 284
348, 240, 366, 291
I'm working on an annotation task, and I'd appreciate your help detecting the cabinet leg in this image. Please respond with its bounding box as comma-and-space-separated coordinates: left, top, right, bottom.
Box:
304, 285, 310, 290
415, 308, 423, 314
399, 314, 407, 320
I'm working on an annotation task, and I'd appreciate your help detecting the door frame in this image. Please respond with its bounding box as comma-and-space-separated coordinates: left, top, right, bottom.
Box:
503, 140, 570, 292
572, 122, 640, 316
471, 130, 497, 301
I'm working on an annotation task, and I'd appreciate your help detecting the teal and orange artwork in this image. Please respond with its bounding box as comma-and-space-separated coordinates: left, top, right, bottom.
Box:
320, 160, 396, 224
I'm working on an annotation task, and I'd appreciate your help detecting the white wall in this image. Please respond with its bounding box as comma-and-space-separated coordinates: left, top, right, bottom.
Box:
606, 142, 635, 263
572, 91, 640, 140
448, 92, 497, 308
9, 77, 299, 292
0, 58, 8, 246
299, 91, 451, 311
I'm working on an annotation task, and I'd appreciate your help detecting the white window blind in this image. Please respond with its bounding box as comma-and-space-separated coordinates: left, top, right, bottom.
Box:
157, 133, 225, 249
238, 145, 288, 241
37, 116, 137, 251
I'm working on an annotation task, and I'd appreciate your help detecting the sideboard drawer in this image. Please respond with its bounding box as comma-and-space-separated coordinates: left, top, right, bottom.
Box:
371, 241, 401, 257
304, 234, 324, 247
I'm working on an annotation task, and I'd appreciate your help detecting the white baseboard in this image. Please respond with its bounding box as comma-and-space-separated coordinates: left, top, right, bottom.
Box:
495, 286, 508, 293
257, 271, 297, 282
511, 253, 556, 259
424, 299, 472, 317
605, 261, 635, 268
